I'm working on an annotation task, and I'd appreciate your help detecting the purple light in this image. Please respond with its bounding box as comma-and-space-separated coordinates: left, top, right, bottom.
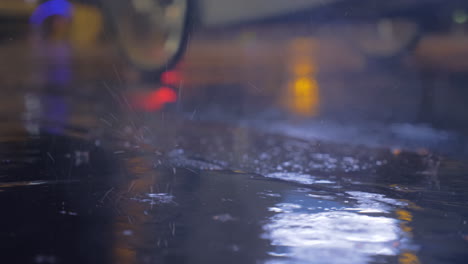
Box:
30, 0, 73, 25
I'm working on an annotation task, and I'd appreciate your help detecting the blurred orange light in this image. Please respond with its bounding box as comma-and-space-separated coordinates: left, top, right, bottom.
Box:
284, 37, 320, 117
400, 222, 413, 233
399, 252, 420, 264
392, 148, 402, 156
396, 209, 413, 222
289, 77, 319, 116
293, 62, 315, 76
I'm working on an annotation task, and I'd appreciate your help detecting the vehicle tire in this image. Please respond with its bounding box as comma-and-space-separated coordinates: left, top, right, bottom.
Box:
349, 18, 421, 65
101, 0, 191, 81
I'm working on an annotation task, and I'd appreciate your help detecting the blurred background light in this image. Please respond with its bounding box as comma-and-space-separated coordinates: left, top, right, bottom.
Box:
30, 0, 72, 25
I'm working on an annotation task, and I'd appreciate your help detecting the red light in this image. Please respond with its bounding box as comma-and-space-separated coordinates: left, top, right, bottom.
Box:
161, 71, 181, 85
131, 87, 177, 111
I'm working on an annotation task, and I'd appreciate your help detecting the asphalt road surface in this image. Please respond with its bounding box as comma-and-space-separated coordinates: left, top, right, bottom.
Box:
1, 23, 468, 264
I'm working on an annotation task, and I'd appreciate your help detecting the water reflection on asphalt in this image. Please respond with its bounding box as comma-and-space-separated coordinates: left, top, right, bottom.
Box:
1, 78, 468, 264
2, 120, 468, 264
1, 36, 468, 264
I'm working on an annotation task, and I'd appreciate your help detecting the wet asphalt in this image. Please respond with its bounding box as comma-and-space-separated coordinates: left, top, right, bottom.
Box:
1, 26, 468, 263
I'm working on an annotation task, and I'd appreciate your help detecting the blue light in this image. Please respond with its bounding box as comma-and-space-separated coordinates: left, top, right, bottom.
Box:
30, 0, 73, 25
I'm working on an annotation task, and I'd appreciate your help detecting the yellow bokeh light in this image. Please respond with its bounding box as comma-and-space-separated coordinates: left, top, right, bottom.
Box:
284, 37, 320, 117
69, 4, 103, 48
400, 222, 413, 233
392, 148, 402, 156
396, 209, 413, 222
287, 76, 319, 116
399, 252, 421, 264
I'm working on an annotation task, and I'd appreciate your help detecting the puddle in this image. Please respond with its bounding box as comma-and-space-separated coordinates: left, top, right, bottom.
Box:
259, 183, 415, 264
1, 130, 467, 264
130, 192, 176, 205
265, 172, 335, 185
264, 211, 402, 263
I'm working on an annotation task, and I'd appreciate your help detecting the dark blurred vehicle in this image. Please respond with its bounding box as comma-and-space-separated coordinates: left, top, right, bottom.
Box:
0, 0, 189, 77
102, 0, 189, 76
196, 0, 468, 62
336, 0, 468, 61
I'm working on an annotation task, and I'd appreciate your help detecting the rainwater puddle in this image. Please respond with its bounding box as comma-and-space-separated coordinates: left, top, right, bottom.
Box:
1, 145, 468, 264
259, 178, 414, 264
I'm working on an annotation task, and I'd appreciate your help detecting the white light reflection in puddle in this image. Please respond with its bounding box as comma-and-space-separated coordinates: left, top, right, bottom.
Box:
130, 193, 176, 205
263, 190, 410, 264
265, 172, 335, 185
346, 191, 407, 214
